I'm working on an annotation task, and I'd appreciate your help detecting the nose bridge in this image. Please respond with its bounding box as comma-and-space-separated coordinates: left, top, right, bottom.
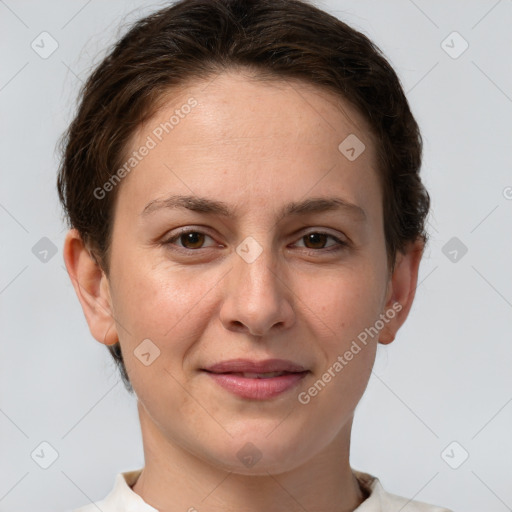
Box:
239, 235, 278, 290
235, 234, 281, 303
220, 232, 294, 336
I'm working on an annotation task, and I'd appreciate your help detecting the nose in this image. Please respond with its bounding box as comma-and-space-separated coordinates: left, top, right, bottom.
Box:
219, 241, 296, 337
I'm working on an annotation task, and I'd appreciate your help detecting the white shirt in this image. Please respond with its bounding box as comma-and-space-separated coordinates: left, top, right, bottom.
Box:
71, 468, 453, 512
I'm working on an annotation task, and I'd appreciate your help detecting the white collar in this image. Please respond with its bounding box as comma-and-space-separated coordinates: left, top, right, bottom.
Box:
80, 468, 450, 512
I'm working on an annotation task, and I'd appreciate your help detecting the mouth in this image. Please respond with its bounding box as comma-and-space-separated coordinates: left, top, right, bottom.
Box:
202, 358, 308, 374
206, 371, 300, 379
201, 360, 309, 400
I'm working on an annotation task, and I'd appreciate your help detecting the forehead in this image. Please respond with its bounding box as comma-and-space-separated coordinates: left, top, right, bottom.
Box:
143, 70, 375, 151
117, 70, 381, 222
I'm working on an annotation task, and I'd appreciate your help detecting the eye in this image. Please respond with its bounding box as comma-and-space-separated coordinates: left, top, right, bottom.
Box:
162, 228, 348, 253
294, 231, 347, 252
163, 229, 218, 250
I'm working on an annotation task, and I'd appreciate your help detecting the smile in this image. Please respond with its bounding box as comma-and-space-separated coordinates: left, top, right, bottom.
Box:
203, 370, 309, 400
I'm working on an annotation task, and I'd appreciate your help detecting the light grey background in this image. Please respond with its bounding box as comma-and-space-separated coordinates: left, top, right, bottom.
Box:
1, 1, 511, 511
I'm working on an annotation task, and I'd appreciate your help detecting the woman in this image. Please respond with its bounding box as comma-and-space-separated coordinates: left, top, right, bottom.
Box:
58, 0, 452, 510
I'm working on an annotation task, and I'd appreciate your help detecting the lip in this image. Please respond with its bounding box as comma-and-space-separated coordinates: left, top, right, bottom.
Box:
202, 359, 309, 400
204, 371, 308, 400
203, 358, 307, 374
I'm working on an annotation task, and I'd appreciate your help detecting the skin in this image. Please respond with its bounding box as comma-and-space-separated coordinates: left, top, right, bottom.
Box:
64, 70, 424, 512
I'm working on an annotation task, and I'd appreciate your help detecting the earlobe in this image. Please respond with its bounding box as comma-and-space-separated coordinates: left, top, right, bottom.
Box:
378, 239, 425, 345
63, 228, 118, 346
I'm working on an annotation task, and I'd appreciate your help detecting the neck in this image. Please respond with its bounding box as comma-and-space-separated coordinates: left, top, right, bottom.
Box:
132, 402, 366, 512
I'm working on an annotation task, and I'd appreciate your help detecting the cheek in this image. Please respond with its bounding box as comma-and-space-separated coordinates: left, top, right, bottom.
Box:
297, 259, 386, 338
113, 261, 219, 338
109, 253, 227, 390
293, 258, 386, 399
294, 266, 382, 422
111, 263, 221, 404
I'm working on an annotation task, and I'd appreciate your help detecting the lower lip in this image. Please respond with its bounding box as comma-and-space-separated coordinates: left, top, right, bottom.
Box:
204, 371, 308, 400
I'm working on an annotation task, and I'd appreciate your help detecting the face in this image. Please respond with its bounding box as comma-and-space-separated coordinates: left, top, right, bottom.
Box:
79, 71, 402, 474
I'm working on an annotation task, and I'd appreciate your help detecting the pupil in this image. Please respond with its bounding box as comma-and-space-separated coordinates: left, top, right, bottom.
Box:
306, 233, 326, 249
183, 232, 203, 248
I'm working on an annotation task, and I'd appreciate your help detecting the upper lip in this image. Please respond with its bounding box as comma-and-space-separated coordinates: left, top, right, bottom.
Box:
203, 358, 308, 374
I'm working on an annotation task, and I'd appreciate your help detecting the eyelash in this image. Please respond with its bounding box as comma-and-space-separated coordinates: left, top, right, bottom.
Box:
162, 228, 348, 254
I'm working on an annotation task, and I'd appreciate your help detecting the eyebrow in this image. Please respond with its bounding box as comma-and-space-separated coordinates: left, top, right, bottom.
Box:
141, 194, 366, 221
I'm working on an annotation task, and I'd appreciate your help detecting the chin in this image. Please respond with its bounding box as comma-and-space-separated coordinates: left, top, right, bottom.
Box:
199, 429, 310, 476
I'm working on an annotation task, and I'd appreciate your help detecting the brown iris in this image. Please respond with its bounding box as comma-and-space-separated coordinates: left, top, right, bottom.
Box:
303, 233, 329, 249
180, 232, 206, 249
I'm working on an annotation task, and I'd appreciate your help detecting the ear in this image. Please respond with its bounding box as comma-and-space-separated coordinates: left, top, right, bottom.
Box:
62, 228, 118, 346
379, 239, 425, 345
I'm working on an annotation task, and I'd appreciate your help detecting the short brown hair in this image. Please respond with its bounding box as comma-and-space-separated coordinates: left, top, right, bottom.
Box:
57, 0, 429, 394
